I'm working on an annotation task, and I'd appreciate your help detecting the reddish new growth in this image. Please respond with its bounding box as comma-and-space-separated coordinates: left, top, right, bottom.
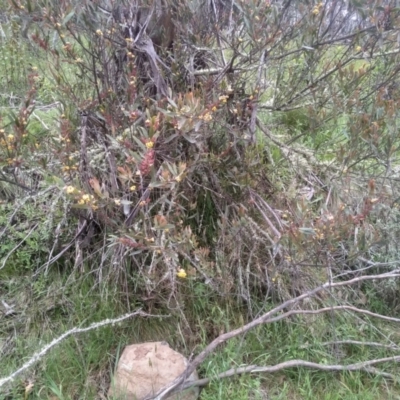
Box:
118, 237, 143, 248
31, 34, 49, 51
139, 149, 155, 176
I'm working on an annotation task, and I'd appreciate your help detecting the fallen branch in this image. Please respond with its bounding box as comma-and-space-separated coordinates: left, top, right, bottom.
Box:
0, 310, 165, 388
179, 357, 399, 390
318, 340, 400, 351
148, 270, 400, 399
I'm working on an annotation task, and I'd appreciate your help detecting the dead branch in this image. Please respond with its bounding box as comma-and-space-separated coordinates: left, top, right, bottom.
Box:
0, 310, 165, 389
148, 269, 400, 399
318, 340, 400, 351
179, 358, 399, 391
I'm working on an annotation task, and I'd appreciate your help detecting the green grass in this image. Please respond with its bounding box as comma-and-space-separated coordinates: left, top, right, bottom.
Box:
3, 267, 400, 399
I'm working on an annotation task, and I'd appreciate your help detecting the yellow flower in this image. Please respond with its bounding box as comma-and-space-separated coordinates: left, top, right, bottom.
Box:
203, 113, 212, 122
355, 45, 362, 52
82, 194, 91, 202
64, 185, 76, 194
114, 199, 121, 206
212, 106, 217, 112
177, 269, 187, 278
7, 134, 14, 141
130, 185, 137, 191
145, 141, 154, 149
96, 29, 103, 36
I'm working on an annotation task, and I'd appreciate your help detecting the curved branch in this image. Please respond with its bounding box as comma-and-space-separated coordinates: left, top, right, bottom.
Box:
148, 270, 400, 399
180, 358, 398, 391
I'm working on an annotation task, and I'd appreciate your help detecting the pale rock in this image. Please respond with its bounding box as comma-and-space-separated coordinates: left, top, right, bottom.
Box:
108, 341, 199, 400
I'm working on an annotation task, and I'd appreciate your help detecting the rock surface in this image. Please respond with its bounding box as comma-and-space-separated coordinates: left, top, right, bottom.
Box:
108, 341, 199, 400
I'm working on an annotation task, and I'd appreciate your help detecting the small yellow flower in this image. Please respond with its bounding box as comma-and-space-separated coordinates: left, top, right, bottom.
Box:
212, 106, 217, 112
145, 141, 154, 149
355, 45, 362, 52
7, 134, 14, 141
82, 194, 90, 202
114, 199, 121, 206
203, 113, 212, 122
130, 185, 137, 191
96, 29, 103, 36
78, 199, 85, 205
177, 269, 187, 278
64, 186, 76, 194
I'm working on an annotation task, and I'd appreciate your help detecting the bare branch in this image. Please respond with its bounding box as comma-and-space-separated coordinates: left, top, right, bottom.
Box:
318, 340, 400, 351
179, 359, 398, 391
149, 270, 400, 399
0, 310, 165, 389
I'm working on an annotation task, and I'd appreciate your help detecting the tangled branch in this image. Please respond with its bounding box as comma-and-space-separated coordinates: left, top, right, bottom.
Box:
148, 270, 400, 399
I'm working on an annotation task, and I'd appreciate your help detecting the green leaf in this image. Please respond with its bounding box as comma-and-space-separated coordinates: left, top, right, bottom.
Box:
63, 11, 75, 26
298, 228, 316, 235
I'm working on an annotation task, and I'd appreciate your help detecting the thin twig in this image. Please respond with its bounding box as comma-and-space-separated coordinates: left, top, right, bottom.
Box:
179, 359, 398, 390
318, 340, 400, 351
0, 310, 165, 388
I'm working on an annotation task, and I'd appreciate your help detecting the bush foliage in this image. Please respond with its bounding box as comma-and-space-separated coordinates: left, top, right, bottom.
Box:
2, 0, 400, 397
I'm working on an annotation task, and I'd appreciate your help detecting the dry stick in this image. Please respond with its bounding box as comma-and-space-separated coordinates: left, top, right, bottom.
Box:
179, 358, 399, 390
264, 305, 400, 325
318, 341, 400, 351
332, 257, 400, 280
180, 307, 400, 390
148, 270, 400, 399
0, 310, 163, 388
248, 50, 266, 143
